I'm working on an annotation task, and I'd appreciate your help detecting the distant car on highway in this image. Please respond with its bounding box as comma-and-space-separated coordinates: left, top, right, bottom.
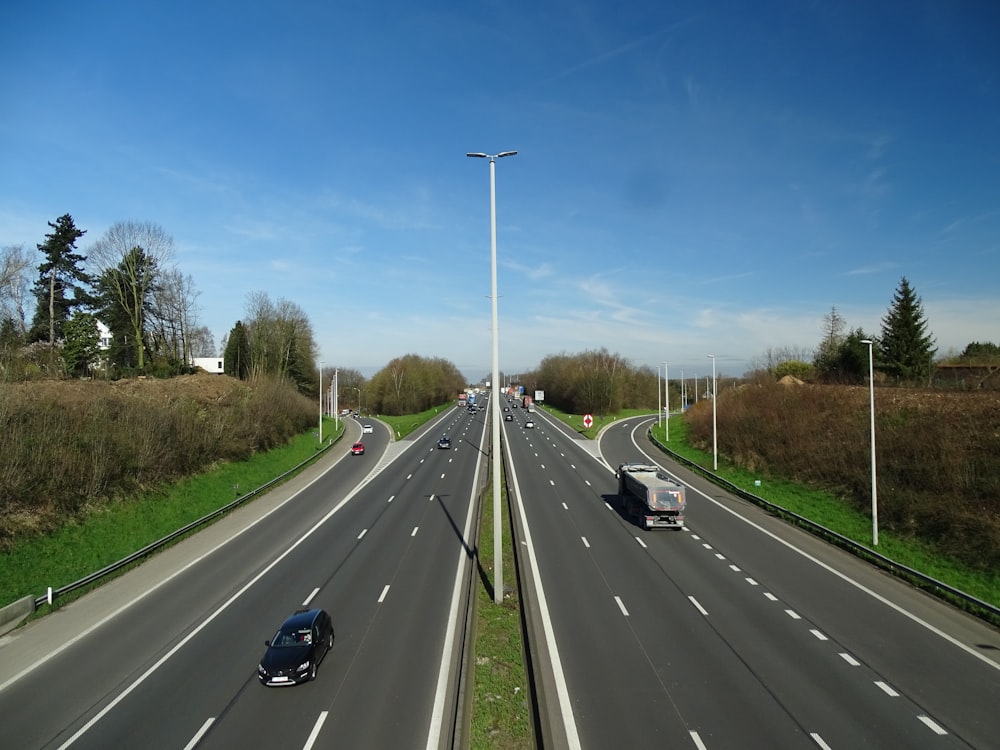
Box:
258, 609, 334, 686
437, 436, 451, 449
504, 413, 513, 421
351, 442, 365, 455
525, 420, 535, 429
363, 424, 373, 434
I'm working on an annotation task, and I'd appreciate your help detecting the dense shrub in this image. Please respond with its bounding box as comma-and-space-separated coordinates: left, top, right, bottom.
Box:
0, 374, 316, 548
684, 382, 1000, 571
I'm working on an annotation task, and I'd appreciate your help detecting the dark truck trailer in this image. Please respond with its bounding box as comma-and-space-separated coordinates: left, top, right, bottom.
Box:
616, 462, 686, 530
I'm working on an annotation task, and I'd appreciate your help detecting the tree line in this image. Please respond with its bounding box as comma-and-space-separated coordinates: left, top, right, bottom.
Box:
0, 214, 213, 379
0, 214, 322, 393
748, 276, 997, 386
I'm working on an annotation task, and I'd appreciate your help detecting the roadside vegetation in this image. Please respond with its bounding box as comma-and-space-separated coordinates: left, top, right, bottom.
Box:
0, 413, 342, 608
682, 382, 1000, 591
0, 374, 318, 553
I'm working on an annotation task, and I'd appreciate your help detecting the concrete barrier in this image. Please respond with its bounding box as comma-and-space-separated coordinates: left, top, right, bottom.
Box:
0, 596, 35, 636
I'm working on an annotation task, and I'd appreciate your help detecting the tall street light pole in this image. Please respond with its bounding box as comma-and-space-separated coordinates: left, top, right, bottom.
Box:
861, 339, 879, 546
467, 149, 517, 605
663, 361, 670, 442
708, 355, 717, 470
657, 366, 662, 428
319, 362, 324, 444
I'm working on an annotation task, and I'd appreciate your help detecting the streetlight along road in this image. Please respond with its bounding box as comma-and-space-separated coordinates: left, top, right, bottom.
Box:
467, 150, 517, 605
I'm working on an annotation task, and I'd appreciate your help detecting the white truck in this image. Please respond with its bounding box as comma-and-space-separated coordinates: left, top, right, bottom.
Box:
616, 463, 687, 530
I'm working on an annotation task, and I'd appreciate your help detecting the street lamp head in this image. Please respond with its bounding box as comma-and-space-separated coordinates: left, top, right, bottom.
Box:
467, 151, 517, 160
861, 339, 873, 345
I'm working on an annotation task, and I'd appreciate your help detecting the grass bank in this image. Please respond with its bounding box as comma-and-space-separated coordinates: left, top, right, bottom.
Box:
651, 415, 1000, 609
0, 418, 343, 608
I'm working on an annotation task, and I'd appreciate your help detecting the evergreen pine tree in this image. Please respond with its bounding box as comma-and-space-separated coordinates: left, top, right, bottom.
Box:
29, 214, 91, 345
224, 321, 250, 379
879, 276, 937, 382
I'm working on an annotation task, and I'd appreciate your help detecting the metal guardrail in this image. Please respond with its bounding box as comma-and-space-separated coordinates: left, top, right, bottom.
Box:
648, 432, 1000, 627
31, 441, 333, 611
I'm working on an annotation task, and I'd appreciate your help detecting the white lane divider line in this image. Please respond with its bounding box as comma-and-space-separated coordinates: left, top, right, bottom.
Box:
182, 718, 214, 750
689, 596, 709, 616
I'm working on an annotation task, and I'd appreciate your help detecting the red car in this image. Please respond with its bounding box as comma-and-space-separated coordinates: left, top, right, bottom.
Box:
351, 442, 365, 455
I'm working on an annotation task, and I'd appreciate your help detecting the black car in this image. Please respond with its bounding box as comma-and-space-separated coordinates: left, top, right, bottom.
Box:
504, 413, 513, 421
438, 436, 452, 449
258, 608, 334, 686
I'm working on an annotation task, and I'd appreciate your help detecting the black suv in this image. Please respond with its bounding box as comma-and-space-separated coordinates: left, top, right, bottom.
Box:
258, 608, 334, 686
437, 436, 452, 449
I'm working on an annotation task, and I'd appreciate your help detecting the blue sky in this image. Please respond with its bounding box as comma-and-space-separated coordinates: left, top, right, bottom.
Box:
2, 1, 998, 381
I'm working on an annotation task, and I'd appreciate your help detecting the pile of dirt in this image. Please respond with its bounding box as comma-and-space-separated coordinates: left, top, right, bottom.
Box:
778, 375, 804, 385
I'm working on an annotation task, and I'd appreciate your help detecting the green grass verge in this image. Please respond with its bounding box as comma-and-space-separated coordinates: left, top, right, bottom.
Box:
378, 403, 456, 440
540, 405, 652, 440
0, 417, 344, 608
470, 476, 533, 749
650, 416, 1000, 608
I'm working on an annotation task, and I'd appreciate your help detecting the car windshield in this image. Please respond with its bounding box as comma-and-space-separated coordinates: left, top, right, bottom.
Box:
272, 627, 312, 647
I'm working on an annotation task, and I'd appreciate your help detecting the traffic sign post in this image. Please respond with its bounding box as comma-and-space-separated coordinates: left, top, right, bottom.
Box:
583, 413, 593, 429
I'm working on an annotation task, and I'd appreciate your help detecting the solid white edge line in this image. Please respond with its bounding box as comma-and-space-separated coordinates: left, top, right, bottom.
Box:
625, 418, 1000, 674
303, 711, 329, 750
424, 410, 487, 750
182, 718, 214, 750
504, 415, 582, 749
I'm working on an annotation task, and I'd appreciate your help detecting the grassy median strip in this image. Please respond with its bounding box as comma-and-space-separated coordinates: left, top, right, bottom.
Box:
470, 474, 534, 749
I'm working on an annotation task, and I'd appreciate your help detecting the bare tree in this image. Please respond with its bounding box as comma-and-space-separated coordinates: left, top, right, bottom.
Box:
243, 291, 317, 389
187, 326, 216, 358
89, 221, 175, 370
149, 268, 201, 364
0, 244, 32, 333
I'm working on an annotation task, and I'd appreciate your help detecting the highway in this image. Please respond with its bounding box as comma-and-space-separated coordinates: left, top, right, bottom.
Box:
2, 400, 1000, 749
0, 409, 486, 750
506, 405, 1000, 749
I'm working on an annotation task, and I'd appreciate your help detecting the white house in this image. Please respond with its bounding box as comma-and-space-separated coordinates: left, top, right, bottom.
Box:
191, 357, 224, 374
96, 320, 112, 350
